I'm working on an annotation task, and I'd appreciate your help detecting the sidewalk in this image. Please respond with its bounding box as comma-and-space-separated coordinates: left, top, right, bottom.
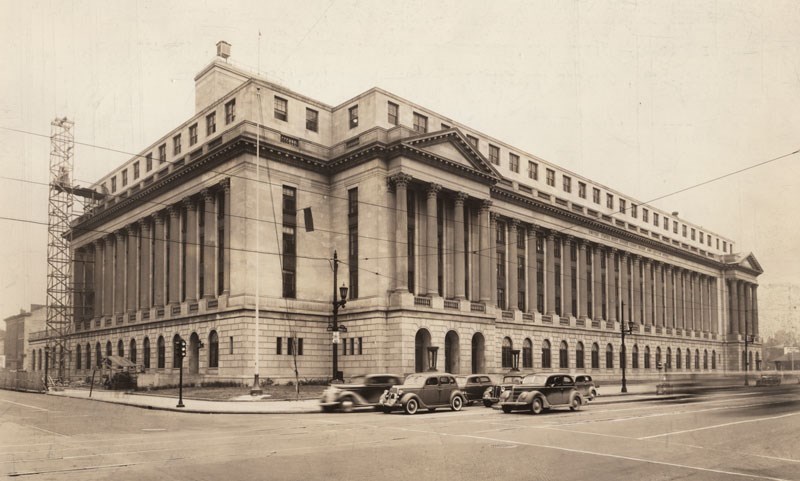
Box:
46, 382, 686, 414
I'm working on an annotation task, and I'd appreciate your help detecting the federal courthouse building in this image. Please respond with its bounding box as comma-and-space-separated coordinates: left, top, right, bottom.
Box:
28, 43, 763, 385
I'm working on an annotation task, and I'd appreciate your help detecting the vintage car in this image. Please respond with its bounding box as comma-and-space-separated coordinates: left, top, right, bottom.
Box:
378, 373, 466, 415
498, 373, 583, 414
755, 374, 782, 386
320, 374, 403, 412
574, 374, 599, 400
482, 373, 526, 407
455, 375, 494, 405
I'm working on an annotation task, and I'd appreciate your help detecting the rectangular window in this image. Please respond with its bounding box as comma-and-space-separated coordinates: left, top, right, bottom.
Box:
664, 217, 669, 230
173, 134, 182, 155
274, 96, 288, 121
121, 170, 128, 187
546, 168, 555, 187
563, 175, 571, 193
349, 105, 359, 128
673, 220, 679, 233
158, 144, 166, 164
619, 199, 626, 214
225, 99, 236, 124
682, 224, 687, 237
606, 193, 614, 209
387, 101, 398, 125
631, 203, 637, 218
189, 123, 198, 146
691, 228, 696, 240
578, 182, 586, 199
276, 337, 282, 355
413, 112, 427, 133
146, 153, 153, 171
206, 112, 217, 135
111, 176, 117, 193
592, 188, 600, 204
348, 188, 359, 300
466, 135, 478, 149
653, 212, 659, 227
699, 231, 704, 243
305, 108, 318, 132
287, 337, 303, 355
358, 337, 363, 355
528, 161, 538, 180
133, 162, 140, 180
282, 186, 297, 298
509, 153, 519, 173
722, 240, 726, 251
489, 145, 500, 165
642, 208, 649, 222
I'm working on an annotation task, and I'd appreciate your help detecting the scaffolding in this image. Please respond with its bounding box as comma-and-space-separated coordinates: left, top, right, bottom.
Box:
46, 117, 75, 380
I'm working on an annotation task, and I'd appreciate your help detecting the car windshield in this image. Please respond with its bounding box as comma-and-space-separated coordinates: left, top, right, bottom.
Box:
402, 374, 429, 388
522, 374, 550, 385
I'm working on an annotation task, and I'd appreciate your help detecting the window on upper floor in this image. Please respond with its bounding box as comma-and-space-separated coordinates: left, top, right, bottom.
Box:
121, 170, 127, 187
158, 144, 166, 164
111, 176, 117, 193
592, 187, 600, 204
528, 161, 538, 180
673, 220, 678, 234
146, 153, 153, 171
413, 112, 427, 133
489, 144, 500, 165
387, 101, 398, 126
306, 108, 318, 132
699, 231, 704, 243
631, 203, 638, 218
509, 153, 519, 173
653, 212, 659, 227
225, 99, 236, 124
173, 134, 182, 155
606, 193, 614, 209
189, 123, 198, 146
682, 225, 687, 237
563, 175, 572, 193
466, 135, 478, 149
664, 216, 669, 230
578, 182, 586, 199
133, 161, 140, 180
349, 105, 359, 128
619, 199, 626, 214
691, 228, 696, 240
274, 96, 288, 121
546, 168, 555, 187
206, 112, 216, 135
642, 208, 648, 222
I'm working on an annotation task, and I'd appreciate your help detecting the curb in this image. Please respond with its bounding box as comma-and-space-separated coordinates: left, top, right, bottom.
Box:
591, 394, 690, 405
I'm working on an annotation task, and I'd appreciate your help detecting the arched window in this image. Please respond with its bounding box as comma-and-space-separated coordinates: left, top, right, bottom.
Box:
130, 339, 137, 364
117, 339, 124, 357
85, 343, 91, 370
209, 330, 219, 368
666, 347, 672, 369
96, 343, 102, 367
559, 341, 569, 369
605, 344, 614, 369
591, 343, 599, 369
541, 340, 551, 369
695, 349, 700, 369
712, 350, 717, 369
575, 342, 585, 369
656, 347, 662, 368
143, 337, 151, 369
157, 336, 166, 369
703, 349, 708, 370
676, 348, 682, 369
686, 349, 691, 370
38, 349, 42, 371
501, 337, 513, 368
632, 344, 639, 369
522, 338, 532, 369
644, 346, 651, 369
105, 341, 112, 358
76, 344, 82, 370
173, 334, 182, 368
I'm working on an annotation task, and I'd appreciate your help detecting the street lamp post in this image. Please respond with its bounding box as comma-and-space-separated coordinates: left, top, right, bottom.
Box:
744, 328, 751, 386
331, 251, 348, 382
43, 345, 50, 392
620, 301, 634, 393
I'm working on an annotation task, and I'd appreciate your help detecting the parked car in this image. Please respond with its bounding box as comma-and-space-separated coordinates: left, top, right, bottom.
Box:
378, 373, 466, 415
755, 374, 782, 386
482, 373, 526, 407
499, 373, 583, 414
320, 374, 403, 412
574, 374, 599, 400
455, 375, 494, 405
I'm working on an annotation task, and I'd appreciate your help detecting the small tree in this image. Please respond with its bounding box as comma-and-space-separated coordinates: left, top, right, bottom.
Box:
289, 332, 300, 401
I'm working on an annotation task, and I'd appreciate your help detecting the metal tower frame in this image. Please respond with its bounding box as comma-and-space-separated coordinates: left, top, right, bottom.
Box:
46, 117, 75, 381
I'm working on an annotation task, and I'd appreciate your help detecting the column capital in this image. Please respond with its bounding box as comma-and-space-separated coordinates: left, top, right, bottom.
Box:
125, 224, 137, 236
426, 183, 442, 198
578, 239, 588, 251
479, 199, 493, 212
137, 217, 151, 230
154, 211, 166, 224
167, 205, 181, 218
454, 192, 469, 205
220, 178, 231, 193
182, 196, 197, 211
509, 219, 520, 231
527, 224, 539, 237
388, 173, 413, 188
93, 237, 105, 247
489, 211, 499, 224
546, 230, 557, 240
201, 188, 216, 202
618, 249, 628, 259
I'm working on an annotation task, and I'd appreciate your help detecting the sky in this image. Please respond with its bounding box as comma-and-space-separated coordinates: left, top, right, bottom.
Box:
1, 1, 799, 335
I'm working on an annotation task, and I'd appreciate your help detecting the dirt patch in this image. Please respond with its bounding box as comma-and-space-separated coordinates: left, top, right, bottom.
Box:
137, 384, 326, 401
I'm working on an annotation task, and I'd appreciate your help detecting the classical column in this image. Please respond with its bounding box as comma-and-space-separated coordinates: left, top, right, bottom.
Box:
425, 183, 440, 297
643, 258, 653, 326
453, 192, 467, 299
699, 275, 707, 331
654, 262, 664, 326
632, 255, 641, 324
752, 284, 759, 336
737, 280, 746, 336
183, 197, 199, 302
665, 265, 674, 327
138, 219, 151, 309
508, 220, 519, 310
201, 189, 218, 298
126, 225, 137, 313
677, 269, 685, 329
221, 179, 231, 295
686, 272, 694, 331
527, 226, 538, 313
490, 212, 498, 306
113, 231, 125, 315
606, 248, 616, 322
545, 232, 556, 316
710, 277, 719, 334
694, 273, 702, 331
562, 237, 574, 318
153, 212, 166, 308
744, 282, 753, 337
592, 244, 602, 320
727, 279, 737, 334
577, 240, 587, 319
619, 251, 628, 323
93, 239, 104, 318
478, 200, 492, 303
167, 206, 181, 305
72, 248, 84, 324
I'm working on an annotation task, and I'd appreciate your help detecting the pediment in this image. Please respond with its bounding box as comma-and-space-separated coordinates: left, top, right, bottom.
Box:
402, 129, 501, 180
741, 253, 764, 274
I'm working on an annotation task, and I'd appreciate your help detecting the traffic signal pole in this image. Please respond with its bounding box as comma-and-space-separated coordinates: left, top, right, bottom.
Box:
177, 338, 186, 408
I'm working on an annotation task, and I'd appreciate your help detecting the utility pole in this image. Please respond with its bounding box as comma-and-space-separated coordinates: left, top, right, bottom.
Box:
330, 251, 348, 382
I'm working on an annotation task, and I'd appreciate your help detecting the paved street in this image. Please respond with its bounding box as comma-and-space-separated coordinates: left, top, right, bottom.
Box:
2, 386, 799, 481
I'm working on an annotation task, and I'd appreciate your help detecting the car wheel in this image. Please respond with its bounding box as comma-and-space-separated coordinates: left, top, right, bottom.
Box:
531, 398, 543, 414
451, 395, 463, 412
590, 389, 597, 400
501, 405, 512, 414
341, 397, 354, 413
404, 398, 419, 415
483, 400, 493, 408
570, 396, 581, 411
